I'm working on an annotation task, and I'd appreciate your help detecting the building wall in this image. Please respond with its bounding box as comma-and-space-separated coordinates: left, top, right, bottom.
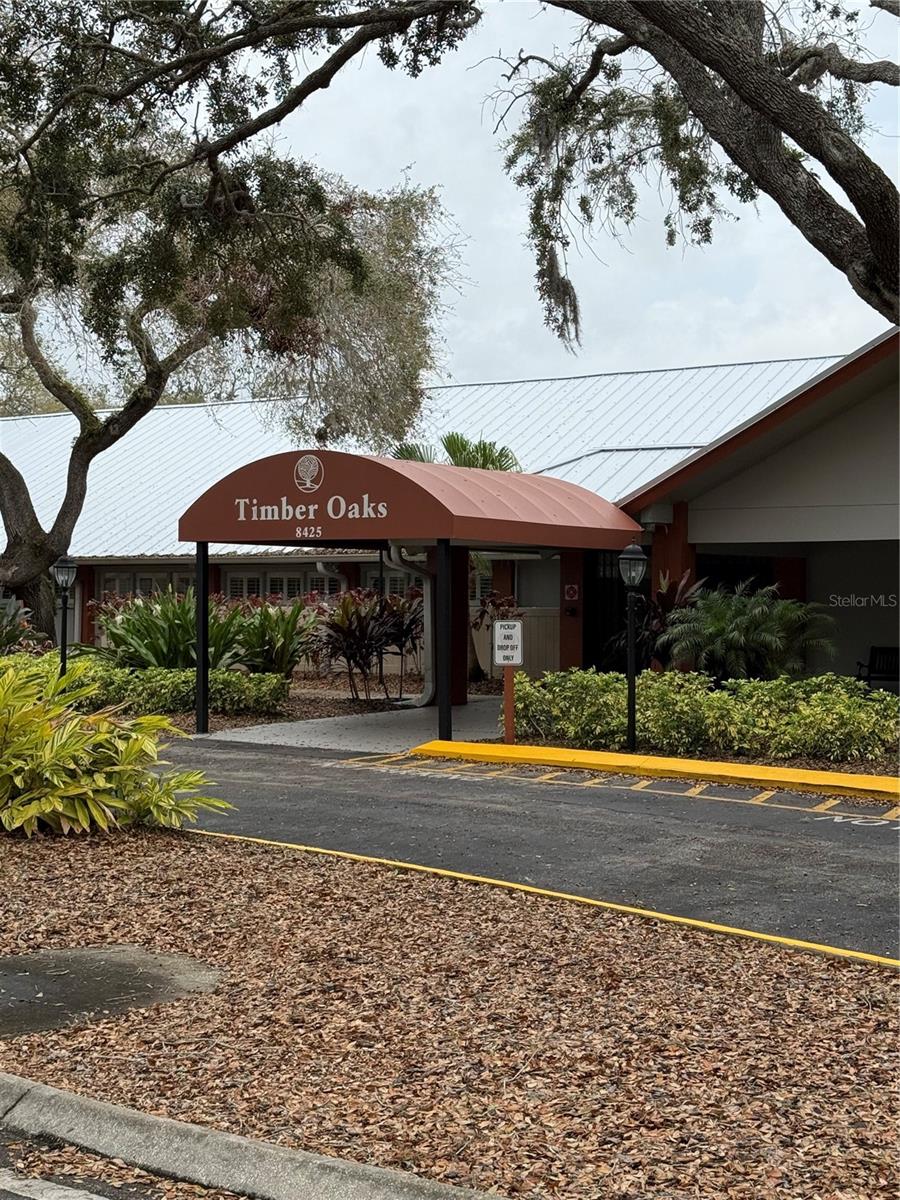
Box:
806, 540, 899, 675
688, 384, 898, 543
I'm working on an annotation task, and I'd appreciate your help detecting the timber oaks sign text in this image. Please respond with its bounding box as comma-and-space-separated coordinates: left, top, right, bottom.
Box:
233, 455, 389, 538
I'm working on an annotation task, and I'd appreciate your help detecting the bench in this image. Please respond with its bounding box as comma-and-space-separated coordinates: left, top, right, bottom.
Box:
856, 646, 899, 691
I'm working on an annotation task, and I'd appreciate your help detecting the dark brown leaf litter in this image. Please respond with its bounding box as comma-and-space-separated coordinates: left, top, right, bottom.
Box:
0, 832, 896, 1199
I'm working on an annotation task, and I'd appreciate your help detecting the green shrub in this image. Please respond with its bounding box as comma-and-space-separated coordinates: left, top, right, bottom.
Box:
635, 671, 713, 756
0, 655, 288, 717
514, 669, 899, 763
515, 668, 628, 749
0, 660, 230, 836
209, 671, 288, 716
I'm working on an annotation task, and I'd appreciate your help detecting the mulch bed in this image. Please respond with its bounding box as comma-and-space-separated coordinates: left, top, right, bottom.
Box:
168, 694, 396, 736
1, 833, 896, 1199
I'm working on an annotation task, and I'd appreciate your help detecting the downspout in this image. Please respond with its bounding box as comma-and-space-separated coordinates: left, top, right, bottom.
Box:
314, 561, 348, 591
386, 543, 434, 707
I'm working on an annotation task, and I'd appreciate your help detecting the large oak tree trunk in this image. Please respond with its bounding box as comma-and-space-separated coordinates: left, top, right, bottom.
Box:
20, 572, 57, 644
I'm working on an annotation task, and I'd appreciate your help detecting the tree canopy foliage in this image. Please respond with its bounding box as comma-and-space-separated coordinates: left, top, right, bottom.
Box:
0, 1, 467, 621
497, 0, 898, 341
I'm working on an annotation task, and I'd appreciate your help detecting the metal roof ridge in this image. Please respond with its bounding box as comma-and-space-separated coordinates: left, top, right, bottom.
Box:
0, 353, 850, 423
536, 443, 706, 472
425, 353, 842, 391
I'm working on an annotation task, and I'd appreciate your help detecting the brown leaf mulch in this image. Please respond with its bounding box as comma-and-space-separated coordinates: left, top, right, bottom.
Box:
0, 833, 897, 1200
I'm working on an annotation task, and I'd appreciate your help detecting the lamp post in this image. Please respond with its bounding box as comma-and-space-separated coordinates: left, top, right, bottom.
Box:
617, 542, 647, 753
50, 557, 77, 675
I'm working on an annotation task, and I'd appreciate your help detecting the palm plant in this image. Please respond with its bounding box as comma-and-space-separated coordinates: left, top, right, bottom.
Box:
656, 581, 836, 682
394, 431, 521, 471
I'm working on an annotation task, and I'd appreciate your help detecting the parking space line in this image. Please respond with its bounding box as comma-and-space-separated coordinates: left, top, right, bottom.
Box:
331, 757, 899, 828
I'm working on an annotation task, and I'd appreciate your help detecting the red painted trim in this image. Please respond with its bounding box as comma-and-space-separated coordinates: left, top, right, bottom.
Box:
491, 560, 514, 597
77, 565, 96, 642
624, 331, 898, 515
649, 503, 695, 594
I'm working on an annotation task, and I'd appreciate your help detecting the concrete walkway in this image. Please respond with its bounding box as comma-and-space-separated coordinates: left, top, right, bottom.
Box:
207, 696, 501, 753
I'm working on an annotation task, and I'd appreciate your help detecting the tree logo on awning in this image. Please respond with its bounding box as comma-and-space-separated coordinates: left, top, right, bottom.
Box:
294, 454, 324, 493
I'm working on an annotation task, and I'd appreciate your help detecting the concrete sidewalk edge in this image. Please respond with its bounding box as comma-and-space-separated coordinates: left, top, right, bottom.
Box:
410, 740, 900, 802
0, 1073, 500, 1200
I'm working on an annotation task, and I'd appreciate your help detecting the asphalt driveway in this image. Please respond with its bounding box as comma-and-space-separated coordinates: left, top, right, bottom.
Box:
170, 739, 900, 960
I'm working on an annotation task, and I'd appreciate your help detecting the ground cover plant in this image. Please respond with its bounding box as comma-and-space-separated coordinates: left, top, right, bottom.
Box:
0, 660, 226, 835
514, 669, 900, 763
0, 833, 895, 1199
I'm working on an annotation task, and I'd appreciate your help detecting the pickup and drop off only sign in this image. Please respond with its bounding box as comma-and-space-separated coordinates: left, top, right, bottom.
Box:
493, 620, 524, 667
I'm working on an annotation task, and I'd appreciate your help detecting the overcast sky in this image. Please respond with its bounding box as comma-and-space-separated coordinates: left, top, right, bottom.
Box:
279, 2, 897, 384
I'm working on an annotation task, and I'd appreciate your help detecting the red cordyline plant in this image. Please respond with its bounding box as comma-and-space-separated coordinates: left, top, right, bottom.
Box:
319, 589, 396, 701
471, 591, 523, 631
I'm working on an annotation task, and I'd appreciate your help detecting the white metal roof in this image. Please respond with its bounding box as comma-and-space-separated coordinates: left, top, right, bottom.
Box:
1, 353, 839, 559
418, 355, 838, 498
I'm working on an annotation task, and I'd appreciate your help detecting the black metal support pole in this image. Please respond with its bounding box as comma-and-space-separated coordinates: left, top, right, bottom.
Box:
626, 587, 637, 752
59, 588, 68, 676
196, 542, 209, 735
436, 538, 452, 741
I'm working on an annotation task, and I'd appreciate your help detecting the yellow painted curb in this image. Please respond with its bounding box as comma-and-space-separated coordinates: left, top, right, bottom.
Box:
409, 741, 900, 802
192, 829, 900, 970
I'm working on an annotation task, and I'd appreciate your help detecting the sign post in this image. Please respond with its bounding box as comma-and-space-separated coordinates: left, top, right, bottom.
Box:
493, 619, 524, 744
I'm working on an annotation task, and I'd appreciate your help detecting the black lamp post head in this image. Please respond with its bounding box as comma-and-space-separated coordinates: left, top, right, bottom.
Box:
617, 541, 647, 589
50, 556, 78, 591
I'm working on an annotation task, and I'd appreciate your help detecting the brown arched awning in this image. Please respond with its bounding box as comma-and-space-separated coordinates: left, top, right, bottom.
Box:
178, 450, 641, 549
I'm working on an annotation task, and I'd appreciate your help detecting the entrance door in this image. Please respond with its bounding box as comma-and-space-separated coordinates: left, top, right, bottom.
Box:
583, 550, 650, 672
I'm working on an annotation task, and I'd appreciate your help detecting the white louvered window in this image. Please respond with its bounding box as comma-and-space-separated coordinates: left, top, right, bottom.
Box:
174, 574, 193, 595
136, 574, 169, 596
267, 572, 339, 600
226, 574, 262, 599
365, 569, 423, 596
469, 571, 493, 602
102, 572, 134, 596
